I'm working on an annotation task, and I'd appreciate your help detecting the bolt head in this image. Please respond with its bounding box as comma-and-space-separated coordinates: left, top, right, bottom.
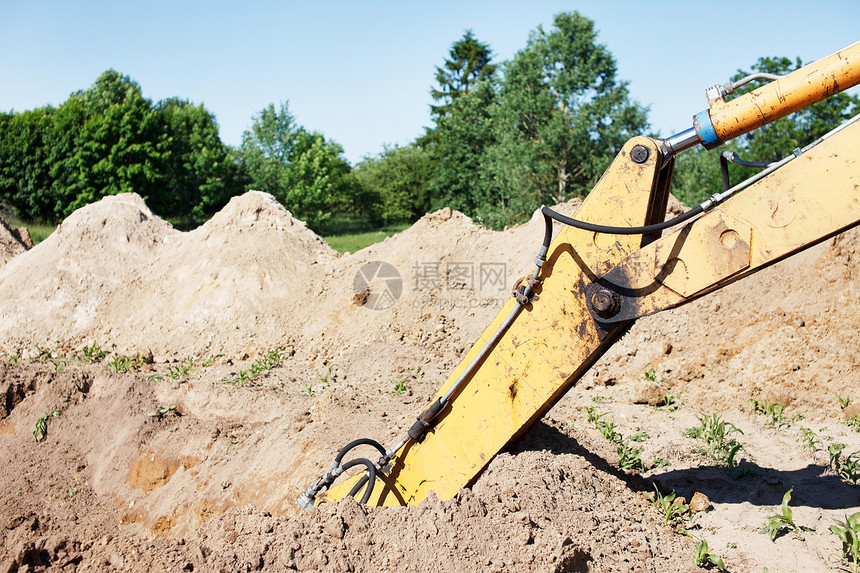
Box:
591, 289, 620, 318
631, 145, 650, 164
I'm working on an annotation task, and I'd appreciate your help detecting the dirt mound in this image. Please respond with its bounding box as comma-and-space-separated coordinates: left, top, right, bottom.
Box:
0, 192, 337, 359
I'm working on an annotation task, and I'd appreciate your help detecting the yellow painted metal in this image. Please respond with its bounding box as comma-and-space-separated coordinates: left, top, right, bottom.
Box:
709, 42, 860, 143
598, 118, 860, 322
319, 137, 670, 506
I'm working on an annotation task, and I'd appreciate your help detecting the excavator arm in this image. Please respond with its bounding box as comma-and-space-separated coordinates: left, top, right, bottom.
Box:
299, 41, 860, 510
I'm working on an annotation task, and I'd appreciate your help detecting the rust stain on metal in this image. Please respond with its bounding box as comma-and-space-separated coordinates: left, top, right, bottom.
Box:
509, 378, 519, 400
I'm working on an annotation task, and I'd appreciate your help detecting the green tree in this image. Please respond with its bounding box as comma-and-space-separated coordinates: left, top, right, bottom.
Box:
0, 107, 55, 220
353, 144, 434, 225
672, 147, 723, 207
240, 101, 352, 228
429, 80, 499, 214
479, 11, 648, 228
68, 70, 167, 213
240, 102, 299, 198
284, 130, 352, 227
154, 98, 248, 220
1, 70, 249, 223
430, 30, 498, 122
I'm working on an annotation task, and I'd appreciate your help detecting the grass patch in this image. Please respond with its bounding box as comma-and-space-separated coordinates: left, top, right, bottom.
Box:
316, 213, 409, 253
5, 214, 56, 244
322, 225, 410, 254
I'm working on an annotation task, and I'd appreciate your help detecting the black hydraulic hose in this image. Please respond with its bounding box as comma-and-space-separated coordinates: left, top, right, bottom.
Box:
329, 438, 387, 504
334, 438, 387, 465
340, 458, 377, 504
540, 204, 705, 242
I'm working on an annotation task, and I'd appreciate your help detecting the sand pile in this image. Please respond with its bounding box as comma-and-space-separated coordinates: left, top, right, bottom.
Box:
0, 192, 337, 359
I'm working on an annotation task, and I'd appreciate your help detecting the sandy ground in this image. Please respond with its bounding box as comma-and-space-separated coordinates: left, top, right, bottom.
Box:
0, 191, 858, 572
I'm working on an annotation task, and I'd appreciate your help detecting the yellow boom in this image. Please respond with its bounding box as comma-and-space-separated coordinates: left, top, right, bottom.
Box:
298, 42, 860, 510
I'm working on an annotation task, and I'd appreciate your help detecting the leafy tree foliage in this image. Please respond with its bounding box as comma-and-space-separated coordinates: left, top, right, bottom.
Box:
0, 70, 247, 223
672, 147, 723, 207
0, 108, 54, 220
429, 81, 499, 215
69, 71, 167, 212
353, 144, 434, 225
484, 12, 648, 214
430, 30, 498, 122
239, 102, 300, 197
155, 98, 248, 220
284, 130, 353, 227
239, 101, 352, 228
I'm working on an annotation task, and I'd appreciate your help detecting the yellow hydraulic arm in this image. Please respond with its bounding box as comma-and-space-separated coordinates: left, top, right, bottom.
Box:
298, 41, 860, 510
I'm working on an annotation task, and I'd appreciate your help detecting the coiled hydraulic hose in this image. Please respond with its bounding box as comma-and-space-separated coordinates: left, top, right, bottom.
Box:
297, 438, 386, 509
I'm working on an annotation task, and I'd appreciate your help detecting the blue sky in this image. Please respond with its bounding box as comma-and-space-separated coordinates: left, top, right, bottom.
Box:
2, 1, 858, 164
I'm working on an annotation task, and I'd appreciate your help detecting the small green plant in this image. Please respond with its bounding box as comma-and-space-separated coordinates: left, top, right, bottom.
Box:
223, 349, 285, 387
799, 427, 819, 451
830, 511, 860, 573
686, 413, 745, 469
693, 540, 725, 570
50, 357, 68, 373
831, 443, 847, 467
750, 398, 785, 428
391, 379, 409, 395
28, 345, 50, 363
652, 457, 671, 469
591, 394, 611, 404
106, 353, 147, 374
9, 351, 21, 364
77, 343, 106, 364
762, 489, 813, 541
596, 418, 623, 444
629, 431, 650, 442
317, 364, 336, 385
642, 368, 677, 408
33, 410, 61, 443
167, 356, 195, 380
200, 354, 223, 367
660, 389, 678, 408
618, 442, 646, 472
838, 394, 852, 410
846, 415, 860, 433
828, 443, 860, 485
840, 454, 860, 486
156, 405, 177, 414
585, 406, 605, 424
645, 483, 689, 525
299, 384, 316, 397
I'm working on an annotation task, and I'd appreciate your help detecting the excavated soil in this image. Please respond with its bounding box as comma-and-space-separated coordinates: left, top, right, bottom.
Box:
0, 191, 858, 572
